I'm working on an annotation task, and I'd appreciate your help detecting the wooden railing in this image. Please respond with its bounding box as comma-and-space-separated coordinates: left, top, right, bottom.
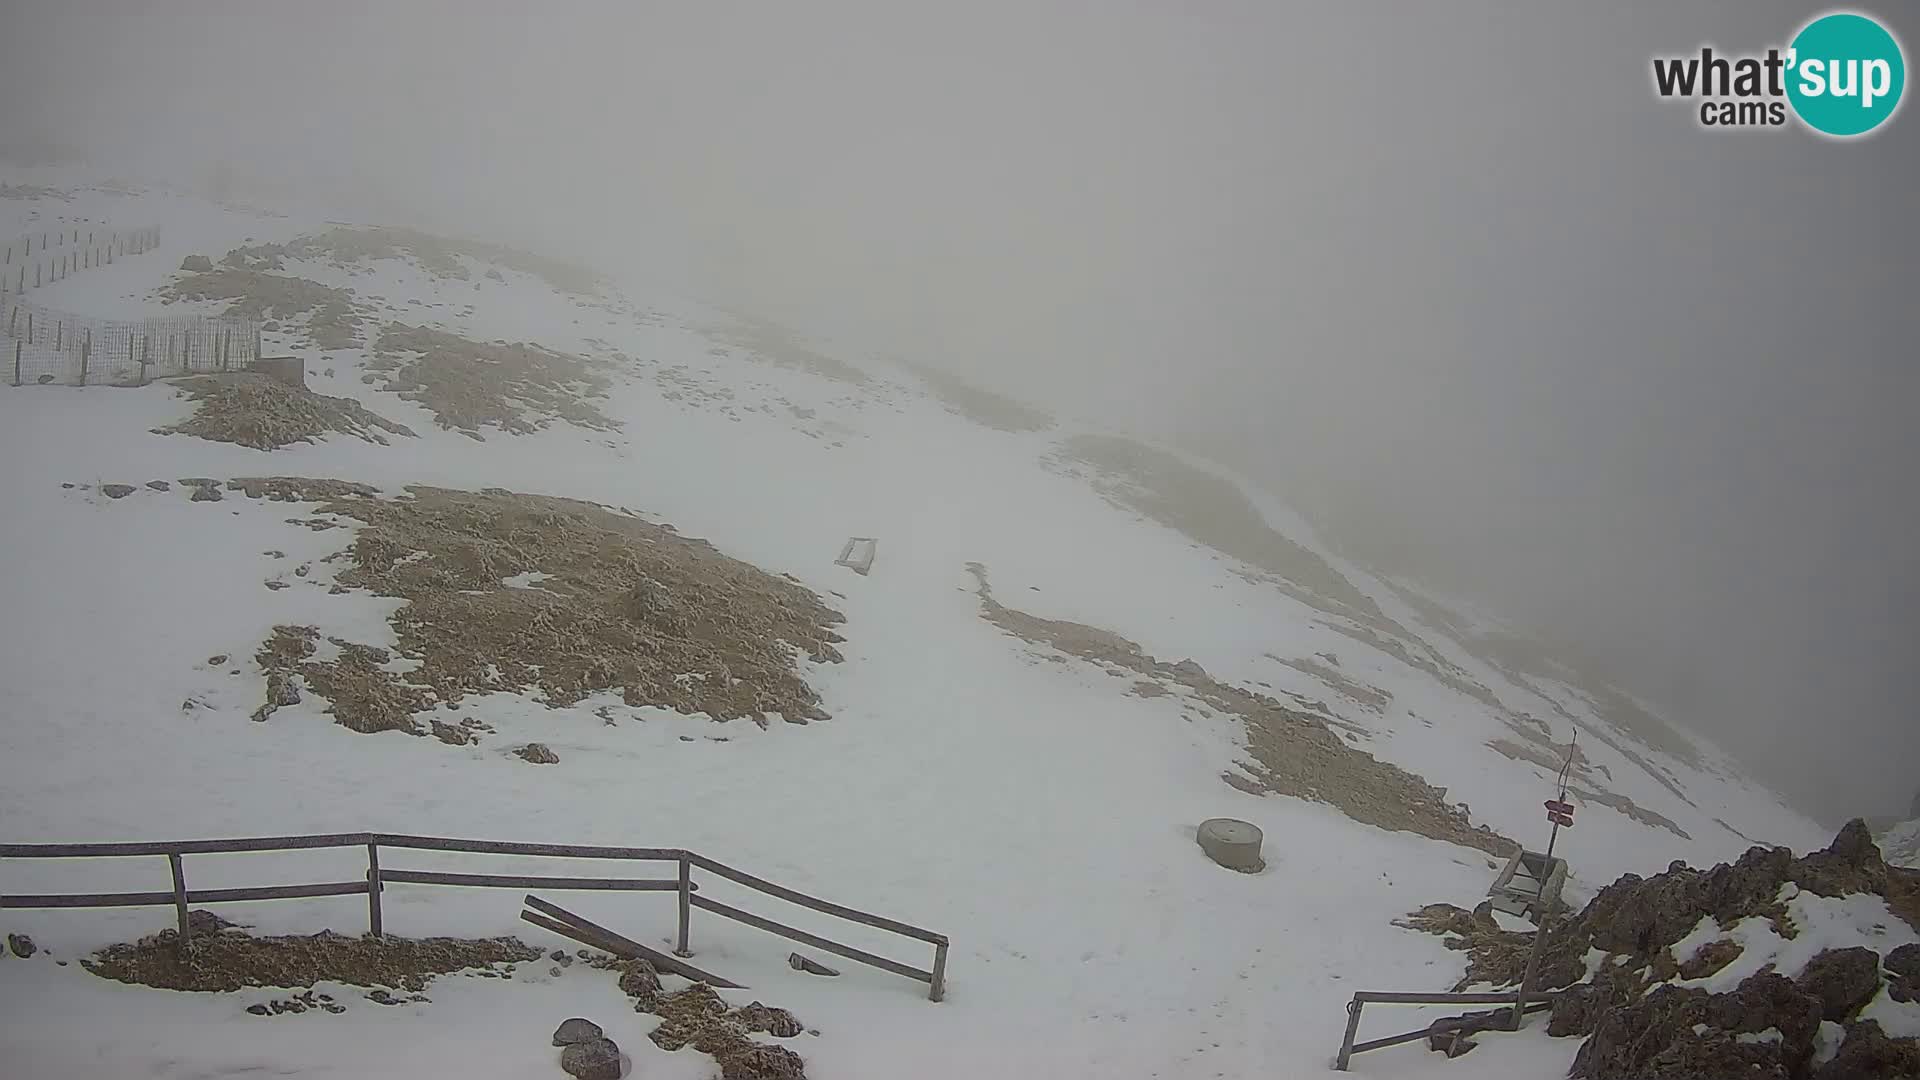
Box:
0, 832, 948, 1001
1333, 989, 1559, 1070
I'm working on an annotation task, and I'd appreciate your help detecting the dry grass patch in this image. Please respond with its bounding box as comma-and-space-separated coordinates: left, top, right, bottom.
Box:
224, 226, 602, 296
154, 373, 415, 450
248, 480, 844, 737
966, 562, 1514, 857
83, 922, 538, 993
159, 267, 366, 350
906, 362, 1052, 432
367, 323, 615, 439
1051, 434, 1386, 624
702, 315, 868, 387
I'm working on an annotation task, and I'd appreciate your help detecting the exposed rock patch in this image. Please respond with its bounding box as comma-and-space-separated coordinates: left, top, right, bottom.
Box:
247, 481, 843, 738
906, 362, 1051, 432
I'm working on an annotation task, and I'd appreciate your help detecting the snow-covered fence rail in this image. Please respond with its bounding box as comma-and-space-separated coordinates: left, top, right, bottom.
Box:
2, 293, 262, 386
0, 224, 160, 296
0, 831, 950, 1000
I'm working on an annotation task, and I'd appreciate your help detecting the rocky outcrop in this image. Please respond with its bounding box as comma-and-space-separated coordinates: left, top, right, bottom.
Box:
1406, 821, 1920, 1079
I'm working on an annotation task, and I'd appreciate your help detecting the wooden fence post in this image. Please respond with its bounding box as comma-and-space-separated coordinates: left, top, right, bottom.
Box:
168, 853, 191, 942
366, 842, 384, 938
930, 941, 948, 1002
676, 855, 693, 957
12, 339, 20, 386
80, 330, 90, 386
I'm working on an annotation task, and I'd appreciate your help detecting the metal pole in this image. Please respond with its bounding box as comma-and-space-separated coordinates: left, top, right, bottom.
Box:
1508, 732, 1576, 1030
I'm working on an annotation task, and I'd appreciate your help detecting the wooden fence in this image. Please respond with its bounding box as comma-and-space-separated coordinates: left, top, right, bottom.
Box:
0, 832, 949, 1001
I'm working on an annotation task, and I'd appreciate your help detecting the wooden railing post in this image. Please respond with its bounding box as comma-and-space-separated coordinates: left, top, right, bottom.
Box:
168, 853, 190, 943
675, 854, 693, 957
1334, 995, 1364, 1071
930, 940, 948, 1002
366, 842, 383, 938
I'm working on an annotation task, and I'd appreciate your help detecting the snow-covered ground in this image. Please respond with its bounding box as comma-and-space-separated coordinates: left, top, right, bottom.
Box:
0, 168, 1838, 1079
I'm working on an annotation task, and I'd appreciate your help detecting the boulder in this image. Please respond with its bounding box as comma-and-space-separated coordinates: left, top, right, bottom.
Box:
1796, 947, 1884, 1021
190, 485, 223, 503
559, 1036, 621, 1080
552, 1017, 604, 1046
179, 255, 214, 273
102, 484, 135, 499
7, 933, 35, 958
146, 480, 171, 491
516, 743, 559, 764
1883, 943, 1920, 1003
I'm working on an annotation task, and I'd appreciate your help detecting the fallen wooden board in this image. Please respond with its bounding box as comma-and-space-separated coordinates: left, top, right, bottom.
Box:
521, 894, 743, 988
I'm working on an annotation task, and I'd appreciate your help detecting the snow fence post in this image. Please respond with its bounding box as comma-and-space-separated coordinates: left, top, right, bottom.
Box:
13, 339, 21, 386
675, 854, 693, 957
366, 842, 384, 938
168, 853, 190, 944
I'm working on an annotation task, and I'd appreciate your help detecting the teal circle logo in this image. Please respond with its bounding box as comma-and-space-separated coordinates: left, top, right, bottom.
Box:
1787, 12, 1906, 137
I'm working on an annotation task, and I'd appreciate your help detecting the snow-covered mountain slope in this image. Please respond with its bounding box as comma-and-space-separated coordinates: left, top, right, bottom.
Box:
0, 169, 1838, 1079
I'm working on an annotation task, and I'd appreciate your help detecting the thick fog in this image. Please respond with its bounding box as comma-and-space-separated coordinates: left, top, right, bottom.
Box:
3, 2, 1913, 824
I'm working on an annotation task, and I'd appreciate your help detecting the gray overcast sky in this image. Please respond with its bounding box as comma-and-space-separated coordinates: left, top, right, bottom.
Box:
3, 2, 1913, 823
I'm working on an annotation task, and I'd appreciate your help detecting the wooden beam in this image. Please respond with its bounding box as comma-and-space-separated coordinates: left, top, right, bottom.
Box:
689, 894, 932, 984
381, 869, 689, 892
521, 895, 742, 988
687, 854, 945, 944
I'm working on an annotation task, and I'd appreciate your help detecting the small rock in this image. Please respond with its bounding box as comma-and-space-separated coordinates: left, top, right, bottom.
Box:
559, 1036, 621, 1080
366, 989, 400, 1005
191, 485, 223, 503
146, 480, 171, 491
208, 654, 229, 665
552, 1017, 604, 1046
516, 742, 559, 764
551, 949, 572, 965
8, 933, 36, 958
180, 254, 214, 272
101, 484, 135, 499
247, 1003, 271, 1016
551, 966, 564, 977
265, 580, 288, 590
1170, 658, 1208, 679
430, 720, 471, 746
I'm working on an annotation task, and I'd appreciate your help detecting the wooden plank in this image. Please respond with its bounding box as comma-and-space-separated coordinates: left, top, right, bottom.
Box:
522, 895, 743, 988
687, 854, 946, 945
690, 894, 931, 984
2, 889, 181, 909
676, 855, 692, 957
375, 835, 682, 861
0, 833, 376, 858
381, 869, 688, 891
930, 940, 949, 1002
189, 881, 370, 903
